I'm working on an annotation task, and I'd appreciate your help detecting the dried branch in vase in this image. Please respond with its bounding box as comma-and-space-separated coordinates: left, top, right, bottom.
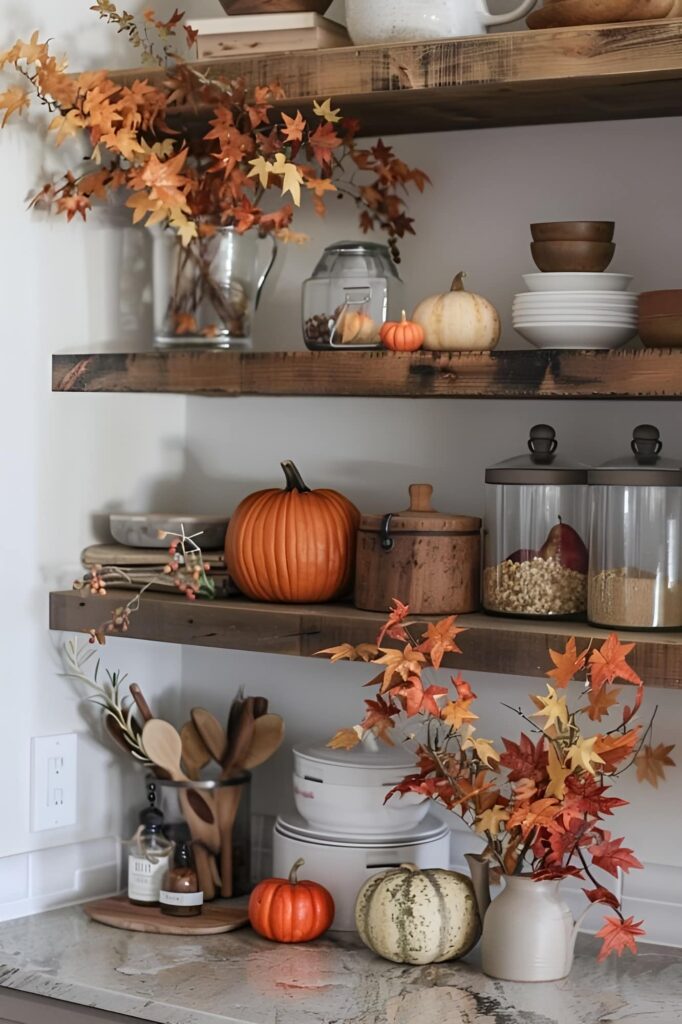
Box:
320, 598, 676, 963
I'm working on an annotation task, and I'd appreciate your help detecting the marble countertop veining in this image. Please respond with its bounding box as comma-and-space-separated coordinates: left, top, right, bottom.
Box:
0, 905, 681, 1024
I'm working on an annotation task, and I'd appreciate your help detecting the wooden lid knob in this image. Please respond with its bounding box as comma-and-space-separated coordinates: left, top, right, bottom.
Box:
408, 484, 434, 513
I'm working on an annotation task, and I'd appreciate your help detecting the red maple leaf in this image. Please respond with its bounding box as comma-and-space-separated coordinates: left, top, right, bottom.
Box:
534, 865, 584, 882
596, 915, 645, 961
590, 834, 643, 878
376, 598, 411, 646
361, 694, 400, 743
593, 728, 640, 773
452, 672, 477, 701
561, 776, 627, 826
499, 734, 548, 784
589, 634, 642, 691
394, 676, 448, 718
583, 886, 621, 911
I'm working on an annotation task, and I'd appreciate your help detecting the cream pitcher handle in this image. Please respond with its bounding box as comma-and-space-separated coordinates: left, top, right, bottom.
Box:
478, 0, 538, 25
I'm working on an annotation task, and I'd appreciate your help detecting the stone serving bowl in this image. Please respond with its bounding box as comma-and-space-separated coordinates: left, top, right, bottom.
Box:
531, 221, 615, 243
531, 240, 616, 273
219, 0, 332, 13
110, 514, 229, 549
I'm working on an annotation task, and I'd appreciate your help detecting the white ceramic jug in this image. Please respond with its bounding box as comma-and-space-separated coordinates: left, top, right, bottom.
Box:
465, 854, 591, 982
345, 0, 538, 45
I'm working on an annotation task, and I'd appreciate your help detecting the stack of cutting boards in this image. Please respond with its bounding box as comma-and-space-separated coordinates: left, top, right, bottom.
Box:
81, 545, 235, 597
527, 0, 682, 29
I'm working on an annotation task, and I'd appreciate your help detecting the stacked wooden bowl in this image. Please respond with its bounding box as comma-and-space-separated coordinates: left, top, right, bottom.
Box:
219, 0, 332, 13
527, 0, 682, 29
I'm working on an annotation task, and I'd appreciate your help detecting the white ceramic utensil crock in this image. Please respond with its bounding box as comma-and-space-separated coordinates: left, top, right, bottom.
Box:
345, 0, 538, 45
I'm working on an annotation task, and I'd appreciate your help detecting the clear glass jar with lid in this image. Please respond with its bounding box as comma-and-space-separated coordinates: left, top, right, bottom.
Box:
588, 425, 682, 630
483, 425, 589, 618
302, 240, 404, 349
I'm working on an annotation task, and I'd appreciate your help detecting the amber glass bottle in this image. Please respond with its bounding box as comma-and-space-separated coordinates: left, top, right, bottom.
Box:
160, 841, 203, 917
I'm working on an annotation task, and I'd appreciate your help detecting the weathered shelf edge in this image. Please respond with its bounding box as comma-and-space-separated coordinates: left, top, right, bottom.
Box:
113, 20, 682, 135
52, 349, 682, 399
49, 591, 682, 688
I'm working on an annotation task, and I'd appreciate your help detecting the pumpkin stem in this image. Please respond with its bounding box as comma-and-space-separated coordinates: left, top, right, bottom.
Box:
400, 310, 408, 323
289, 858, 305, 884
451, 272, 467, 292
400, 863, 420, 873
281, 461, 311, 493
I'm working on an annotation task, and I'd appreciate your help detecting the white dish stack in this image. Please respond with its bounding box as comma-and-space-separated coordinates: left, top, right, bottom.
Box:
273, 739, 450, 931
513, 273, 639, 350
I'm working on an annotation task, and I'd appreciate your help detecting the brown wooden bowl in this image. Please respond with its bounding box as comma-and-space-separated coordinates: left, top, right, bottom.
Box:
527, 0, 678, 30
531, 240, 616, 273
638, 314, 682, 348
531, 221, 615, 243
219, 0, 332, 13
638, 290, 682, 318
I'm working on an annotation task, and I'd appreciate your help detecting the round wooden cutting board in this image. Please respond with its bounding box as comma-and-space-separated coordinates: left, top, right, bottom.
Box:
84, 895, 250, 936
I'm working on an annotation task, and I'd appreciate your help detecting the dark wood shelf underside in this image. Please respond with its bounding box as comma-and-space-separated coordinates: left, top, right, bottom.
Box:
49, 590, 682, 688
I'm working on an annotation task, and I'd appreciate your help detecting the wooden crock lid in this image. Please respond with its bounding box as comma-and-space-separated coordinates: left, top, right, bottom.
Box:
359, 484, 481, 534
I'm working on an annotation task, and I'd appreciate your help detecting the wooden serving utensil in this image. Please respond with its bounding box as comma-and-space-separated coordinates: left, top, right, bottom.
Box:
129, 683, 154, 722
243, 713, 285, 771
252, 696, 269, 719
191, 708, 227, 766
180, 721, 211, 781
142, 719, 222, 898
217, 697, 255, 897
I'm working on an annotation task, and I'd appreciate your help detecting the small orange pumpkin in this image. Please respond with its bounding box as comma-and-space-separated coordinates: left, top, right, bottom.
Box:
249, 858, 335, 943
226, 460, 360, 603
380, 311, 425, 352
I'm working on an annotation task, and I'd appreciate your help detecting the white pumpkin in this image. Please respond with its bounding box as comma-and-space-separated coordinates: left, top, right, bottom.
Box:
412, 272, 501, 351
355, 863, 481, 965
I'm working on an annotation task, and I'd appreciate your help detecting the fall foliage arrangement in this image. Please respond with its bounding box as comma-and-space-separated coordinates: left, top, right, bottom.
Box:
0, 3, 427, 340
323, 599, 675, 963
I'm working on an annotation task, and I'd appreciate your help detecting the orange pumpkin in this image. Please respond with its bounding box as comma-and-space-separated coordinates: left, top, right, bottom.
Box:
380, 311, 425, 352
226, 460, 360, 603
249, 858, 335, 943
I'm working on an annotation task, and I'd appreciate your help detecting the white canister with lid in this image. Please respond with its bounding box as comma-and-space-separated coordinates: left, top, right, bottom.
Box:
292, 735, 428, 836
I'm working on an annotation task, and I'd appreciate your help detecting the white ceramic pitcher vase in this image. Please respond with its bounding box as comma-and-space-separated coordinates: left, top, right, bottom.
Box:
466, 855, 591, 982
345, 0, 538, 45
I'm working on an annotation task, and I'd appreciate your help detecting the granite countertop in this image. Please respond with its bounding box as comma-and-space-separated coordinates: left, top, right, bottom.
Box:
0, 905, 681, 1024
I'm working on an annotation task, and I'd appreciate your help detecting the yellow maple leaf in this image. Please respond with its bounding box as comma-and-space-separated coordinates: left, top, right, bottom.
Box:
49, 109, 86, 145
327, 726, 362, 751
532, 684, 570, 731
275, 228, 309, 245
270, 152, 303, 206
474, 805, 510, 836
441, 698, 478, 731
169, 208, 198, 247
546, 743, 571, 800
313, 97, 341, 123
247, 155, 272, 189
317, 642, 378, 663
463, 735, 499, 767
375, 645, 426, 690
566, 735, 605, 775
17, 31, 48, 65
0, 86, 30, 127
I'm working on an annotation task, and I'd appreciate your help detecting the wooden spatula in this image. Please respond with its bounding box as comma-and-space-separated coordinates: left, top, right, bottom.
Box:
180, 721, 211, 781
191, 708, 227, 766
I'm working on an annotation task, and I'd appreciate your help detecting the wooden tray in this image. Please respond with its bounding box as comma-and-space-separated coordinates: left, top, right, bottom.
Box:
527, 0, 681, 29
84, 895, 250, 936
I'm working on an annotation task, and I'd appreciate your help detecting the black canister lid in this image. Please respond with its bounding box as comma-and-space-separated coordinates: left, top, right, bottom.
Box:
588, 425, 682, 486
485, 425, 588, 485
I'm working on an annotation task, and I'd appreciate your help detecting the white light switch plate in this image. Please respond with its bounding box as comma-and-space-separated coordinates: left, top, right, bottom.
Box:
31, 734, 78, 832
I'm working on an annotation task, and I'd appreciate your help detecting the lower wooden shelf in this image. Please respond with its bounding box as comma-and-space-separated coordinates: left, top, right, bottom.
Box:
49, 590, 682, 688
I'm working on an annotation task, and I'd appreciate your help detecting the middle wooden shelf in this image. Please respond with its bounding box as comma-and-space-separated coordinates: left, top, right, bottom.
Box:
49, 590, 682, 688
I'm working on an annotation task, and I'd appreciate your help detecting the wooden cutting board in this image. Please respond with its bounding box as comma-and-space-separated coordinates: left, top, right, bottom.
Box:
84, 895, 250, 936
81, 544, 226, 568
527, 0, 681, 28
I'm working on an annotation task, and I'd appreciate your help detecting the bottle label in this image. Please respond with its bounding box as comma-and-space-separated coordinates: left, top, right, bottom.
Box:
159, 890, 204, 907
128, 855, 167, 902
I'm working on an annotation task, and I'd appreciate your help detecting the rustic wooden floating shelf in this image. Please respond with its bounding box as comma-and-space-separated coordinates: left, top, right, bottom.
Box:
49, 590, 682, 687
118, 20, 682, 134
52, 349, 682, 399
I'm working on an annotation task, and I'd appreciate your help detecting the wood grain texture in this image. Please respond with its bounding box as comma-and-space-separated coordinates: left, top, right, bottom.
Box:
49, 590, 682, 687
52, 349, 682, 399
113, 20, 682, 134
83, 895, 249, 935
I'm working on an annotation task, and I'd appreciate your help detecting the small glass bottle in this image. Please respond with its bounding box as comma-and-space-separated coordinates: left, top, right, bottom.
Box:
128, 806, 173, 907
160, 841, 204, 917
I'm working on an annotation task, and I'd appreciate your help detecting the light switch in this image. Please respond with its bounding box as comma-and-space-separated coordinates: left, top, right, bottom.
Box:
31, 734, 78, 831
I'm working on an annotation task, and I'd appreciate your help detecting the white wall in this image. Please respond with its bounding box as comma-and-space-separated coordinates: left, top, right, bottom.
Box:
0, 0, 680, 944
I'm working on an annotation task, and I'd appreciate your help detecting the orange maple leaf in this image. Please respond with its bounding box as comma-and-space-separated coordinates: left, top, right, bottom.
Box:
596, 916, 645, 961
419, 615, 466, 669
327, 727, 361, 751
376, 598, 413, 646
441, 698, 478, 731
585, 684, 622, 723
635, 743, 676, 788
589, 634, 642, 691
546, 636, 588, 688
309, 121, 342, 168
593, 728, 641, 772
506, 797, 561, 839
281, 110, 306, 143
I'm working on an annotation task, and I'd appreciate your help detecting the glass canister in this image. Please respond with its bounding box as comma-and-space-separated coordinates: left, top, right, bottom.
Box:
483, 425, 589, 618
588, 425, 682, 630
302, 240, 403, 349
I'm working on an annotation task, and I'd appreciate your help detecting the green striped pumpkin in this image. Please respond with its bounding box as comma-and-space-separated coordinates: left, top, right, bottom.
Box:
355, 863, 481, 965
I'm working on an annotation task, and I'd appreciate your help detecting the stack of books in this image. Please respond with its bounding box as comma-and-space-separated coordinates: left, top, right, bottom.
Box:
190, 13, 350, 59
80, 544, 234, 597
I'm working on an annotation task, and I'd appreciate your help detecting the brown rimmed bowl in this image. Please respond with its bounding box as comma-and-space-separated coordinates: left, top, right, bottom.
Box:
638, 290, 682, 319
531, 221, 615, 243
638, 314, 682, 348
531, 240, 616, 273
219, 0, 332, 13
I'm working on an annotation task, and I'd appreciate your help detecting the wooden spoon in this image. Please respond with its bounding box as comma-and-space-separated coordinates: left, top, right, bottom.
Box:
180, 721, 211, 781
191, 708, 227, 766
252, 696, 269, 719
129, 683, 154, 722
243, 713, 285, 771
218, 698, 256, 897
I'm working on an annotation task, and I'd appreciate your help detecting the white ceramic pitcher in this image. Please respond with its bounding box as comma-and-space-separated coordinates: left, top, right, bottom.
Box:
345, 0, 538, 45
465, 854, 591, 982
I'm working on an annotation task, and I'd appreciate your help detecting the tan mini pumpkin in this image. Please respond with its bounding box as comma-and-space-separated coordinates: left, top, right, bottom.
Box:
355, 863, 481, 965
380, 311, 425, 352
337, 309, 378, 345
413, 272, 501, 351
226, 461, 360, 603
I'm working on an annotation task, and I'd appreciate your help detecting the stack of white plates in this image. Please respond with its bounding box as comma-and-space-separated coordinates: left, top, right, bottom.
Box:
513, 273, 639, 350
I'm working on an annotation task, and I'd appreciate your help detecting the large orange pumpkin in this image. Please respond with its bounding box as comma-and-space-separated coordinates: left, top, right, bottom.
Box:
249, 858, 335, 943
226, 460, 360, 603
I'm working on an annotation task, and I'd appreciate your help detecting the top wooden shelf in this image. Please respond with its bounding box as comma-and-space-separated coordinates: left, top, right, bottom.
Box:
126, 20, 682, 134
52, 349, 682, 399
